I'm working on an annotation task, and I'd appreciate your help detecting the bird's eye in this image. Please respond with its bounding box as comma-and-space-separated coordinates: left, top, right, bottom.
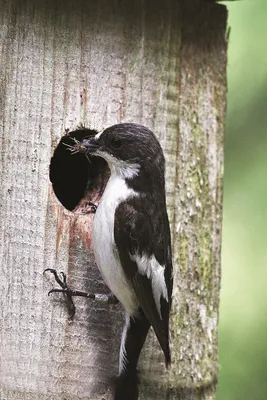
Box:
111, 138, 122, 149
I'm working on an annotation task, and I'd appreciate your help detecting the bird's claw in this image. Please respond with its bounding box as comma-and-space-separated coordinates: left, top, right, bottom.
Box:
44, 268, 76, 319
86, 201, 97, 213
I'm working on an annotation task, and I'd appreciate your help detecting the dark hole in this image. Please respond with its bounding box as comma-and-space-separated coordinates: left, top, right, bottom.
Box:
50, 129, 109, 211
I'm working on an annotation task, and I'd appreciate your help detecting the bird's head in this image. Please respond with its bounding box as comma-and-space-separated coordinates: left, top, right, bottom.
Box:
76, 123, 165, 180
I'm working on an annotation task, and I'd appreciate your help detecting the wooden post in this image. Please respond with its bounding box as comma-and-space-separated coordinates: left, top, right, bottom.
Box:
0, 0, 227, 399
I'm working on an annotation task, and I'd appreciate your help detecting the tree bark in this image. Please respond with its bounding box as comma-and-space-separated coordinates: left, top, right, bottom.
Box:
0, 0, 227, 399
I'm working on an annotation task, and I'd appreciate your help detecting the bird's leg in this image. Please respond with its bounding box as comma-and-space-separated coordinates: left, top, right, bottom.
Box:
44, 268, 118, 319
114, 311, 151, 400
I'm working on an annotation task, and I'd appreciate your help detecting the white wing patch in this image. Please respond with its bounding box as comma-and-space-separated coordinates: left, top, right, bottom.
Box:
130, 253, 168, 319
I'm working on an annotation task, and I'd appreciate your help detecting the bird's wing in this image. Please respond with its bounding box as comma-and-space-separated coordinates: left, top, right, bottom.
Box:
114, 198, 173, 365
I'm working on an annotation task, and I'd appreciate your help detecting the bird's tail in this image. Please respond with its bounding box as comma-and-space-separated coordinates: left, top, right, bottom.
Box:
151, 316, 171, 368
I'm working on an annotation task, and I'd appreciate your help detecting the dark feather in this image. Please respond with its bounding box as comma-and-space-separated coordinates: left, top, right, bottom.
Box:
114, 197, 173, 366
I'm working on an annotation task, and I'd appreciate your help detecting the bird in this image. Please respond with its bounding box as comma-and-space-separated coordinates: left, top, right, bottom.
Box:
46, 123, 173, 400
77, 123, 173, 399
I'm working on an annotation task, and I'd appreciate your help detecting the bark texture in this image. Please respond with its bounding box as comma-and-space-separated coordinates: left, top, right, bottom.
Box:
0, 0, 227, 399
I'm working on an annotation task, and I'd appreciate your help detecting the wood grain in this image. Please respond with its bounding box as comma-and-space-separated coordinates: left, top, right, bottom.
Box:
0, 0, 227, 399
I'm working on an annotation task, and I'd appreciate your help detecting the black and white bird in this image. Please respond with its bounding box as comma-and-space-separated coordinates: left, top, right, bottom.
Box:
78, 123, 173, 399
47, 123, 173, 399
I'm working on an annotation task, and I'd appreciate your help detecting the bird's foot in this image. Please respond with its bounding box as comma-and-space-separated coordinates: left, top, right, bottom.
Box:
44, 269, 119, 319
44, 268, 76, 319
86, 201, 97, 213
80, 201, 97, 214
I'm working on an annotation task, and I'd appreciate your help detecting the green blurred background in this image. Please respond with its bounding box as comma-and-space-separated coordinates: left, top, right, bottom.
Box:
217, 1, 267, 399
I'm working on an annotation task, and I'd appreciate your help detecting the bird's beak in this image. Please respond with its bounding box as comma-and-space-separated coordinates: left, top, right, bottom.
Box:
80, 137, 100, 154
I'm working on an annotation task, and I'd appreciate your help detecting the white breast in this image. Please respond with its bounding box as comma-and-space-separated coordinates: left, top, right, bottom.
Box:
92, 174, 138, 316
